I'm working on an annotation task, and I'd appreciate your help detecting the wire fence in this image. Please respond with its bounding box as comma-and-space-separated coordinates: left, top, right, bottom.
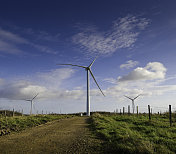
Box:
113, 104, 176, 127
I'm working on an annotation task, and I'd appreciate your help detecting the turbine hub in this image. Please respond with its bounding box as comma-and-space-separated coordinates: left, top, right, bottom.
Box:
85, 67, 89, 71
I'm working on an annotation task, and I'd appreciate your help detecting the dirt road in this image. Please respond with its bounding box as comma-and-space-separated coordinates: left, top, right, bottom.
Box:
0, 117, 103, 154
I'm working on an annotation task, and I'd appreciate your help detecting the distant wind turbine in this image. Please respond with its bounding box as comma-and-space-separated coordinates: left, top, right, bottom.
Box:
25, 93, 39, 115
124, 94, 140, 114
57, 57, 105, 116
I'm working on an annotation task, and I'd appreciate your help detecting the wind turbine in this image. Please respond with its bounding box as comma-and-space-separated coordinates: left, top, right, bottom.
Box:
124, 94, 140, 114
25, 93, 39, 115
57, 57, 105, 116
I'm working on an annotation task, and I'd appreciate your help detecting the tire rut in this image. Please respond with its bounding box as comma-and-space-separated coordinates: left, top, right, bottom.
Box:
0, 117, 103, 154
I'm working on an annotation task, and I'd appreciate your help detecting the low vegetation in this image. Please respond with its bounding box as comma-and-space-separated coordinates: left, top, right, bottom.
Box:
91, 113, 176, 154
0, 114, 73, 136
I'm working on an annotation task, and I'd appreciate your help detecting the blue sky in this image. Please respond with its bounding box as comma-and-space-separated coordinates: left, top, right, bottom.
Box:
0, 0, 176, 114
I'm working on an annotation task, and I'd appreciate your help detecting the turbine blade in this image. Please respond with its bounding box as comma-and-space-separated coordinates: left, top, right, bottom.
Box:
25, 100, 31, 101
32, 93, 39, 100
134, 94, 140, 100
124, 95, 133, 101
88, 57, 97, 68
89, 70, 105, 96
57, 64, 87, 68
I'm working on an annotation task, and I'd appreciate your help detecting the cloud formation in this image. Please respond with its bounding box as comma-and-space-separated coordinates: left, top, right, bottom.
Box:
72, 15, 150, 55
101, 61, 176, 102
0, 27, 58, 55
0, 68, 83, 101
120, 60, 139, 69
0, 81, 47, 100
118, 62, 166, 82
37, 68, 75, 89
0, 40, 23, 54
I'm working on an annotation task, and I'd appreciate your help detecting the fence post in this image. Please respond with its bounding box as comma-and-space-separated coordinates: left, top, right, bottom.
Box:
5, 110, 7, 118
169, 105, 172, 127
123, 107, 125, 115
22, 109, 23, 116
13, 108, 14, 117
137, 106, 138, 116
120, 109, 122, 115
128, 105, 130, 115
5, 110, 8, 124
148, 105, 151, 120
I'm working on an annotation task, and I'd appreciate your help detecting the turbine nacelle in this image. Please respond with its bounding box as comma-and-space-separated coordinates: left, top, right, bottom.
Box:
85, 67, 90, 71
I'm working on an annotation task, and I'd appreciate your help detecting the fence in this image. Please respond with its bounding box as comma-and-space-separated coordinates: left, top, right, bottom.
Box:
114, 104, 176, 127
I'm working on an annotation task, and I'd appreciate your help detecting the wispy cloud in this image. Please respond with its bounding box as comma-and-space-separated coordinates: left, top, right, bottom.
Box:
72, 15, 150, 56
0, 40, 24, 54
103, 78, 117, 84
120, 60, 139, 69
37, 68, 75, 89
24, 28, 60, 42
0, 78, 4, 85
0, 28, 28, 44
0, 27, 58, 55
31, 44, 58, 54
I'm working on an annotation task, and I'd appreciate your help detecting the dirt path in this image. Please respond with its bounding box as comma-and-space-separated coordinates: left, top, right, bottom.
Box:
0, 117, 103, 154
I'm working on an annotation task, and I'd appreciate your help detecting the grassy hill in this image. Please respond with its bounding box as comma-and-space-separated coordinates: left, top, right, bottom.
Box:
91, 113, 176, 153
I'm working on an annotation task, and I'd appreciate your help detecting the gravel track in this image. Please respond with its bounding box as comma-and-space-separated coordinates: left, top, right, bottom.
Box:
0, 117, 103, 154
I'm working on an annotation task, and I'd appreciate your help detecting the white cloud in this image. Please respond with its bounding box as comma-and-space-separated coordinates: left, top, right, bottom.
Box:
0, 78, 4, 85
103, 78, 117, 84
0, 81, 47, 100
0, 80, 85, 101
0, 28, 28, 44
118, 62, 166, 82
0, 40, 23, 54
120, 60, 139, 69
101, 62, 176, 104
31, 44, 58, 54
37, 68, 75, 89
72, 15, 150, 55
24, 28, 60, 42
1, 62, 176, 113
0, 27, 58, 55
35, 31, 60, 42
0, 68, 80, 101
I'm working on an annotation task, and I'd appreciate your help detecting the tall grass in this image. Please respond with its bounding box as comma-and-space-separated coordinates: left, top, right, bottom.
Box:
91, 113, 176, 153
0, 114, 73, 136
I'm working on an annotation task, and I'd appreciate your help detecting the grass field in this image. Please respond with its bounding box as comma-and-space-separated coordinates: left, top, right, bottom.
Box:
91, 113, 176, 154
0, 114, 73, 136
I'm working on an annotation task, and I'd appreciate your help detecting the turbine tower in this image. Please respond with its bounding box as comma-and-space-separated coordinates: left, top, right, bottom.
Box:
25, 93, 39, 115
124, 95, 140, 114
57, 57, 105, 116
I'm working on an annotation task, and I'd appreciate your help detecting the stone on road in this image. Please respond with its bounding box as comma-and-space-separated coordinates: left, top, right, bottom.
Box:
0, 117, 103, 154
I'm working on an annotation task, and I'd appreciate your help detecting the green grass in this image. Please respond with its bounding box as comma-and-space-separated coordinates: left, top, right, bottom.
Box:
0, 114, 73, 135
91, 113, 176, 154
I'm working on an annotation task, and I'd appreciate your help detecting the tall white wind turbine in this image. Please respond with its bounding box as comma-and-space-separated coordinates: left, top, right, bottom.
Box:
124, 95, 140, 114
57, 57, 105, 116
25, 93, 39, 115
